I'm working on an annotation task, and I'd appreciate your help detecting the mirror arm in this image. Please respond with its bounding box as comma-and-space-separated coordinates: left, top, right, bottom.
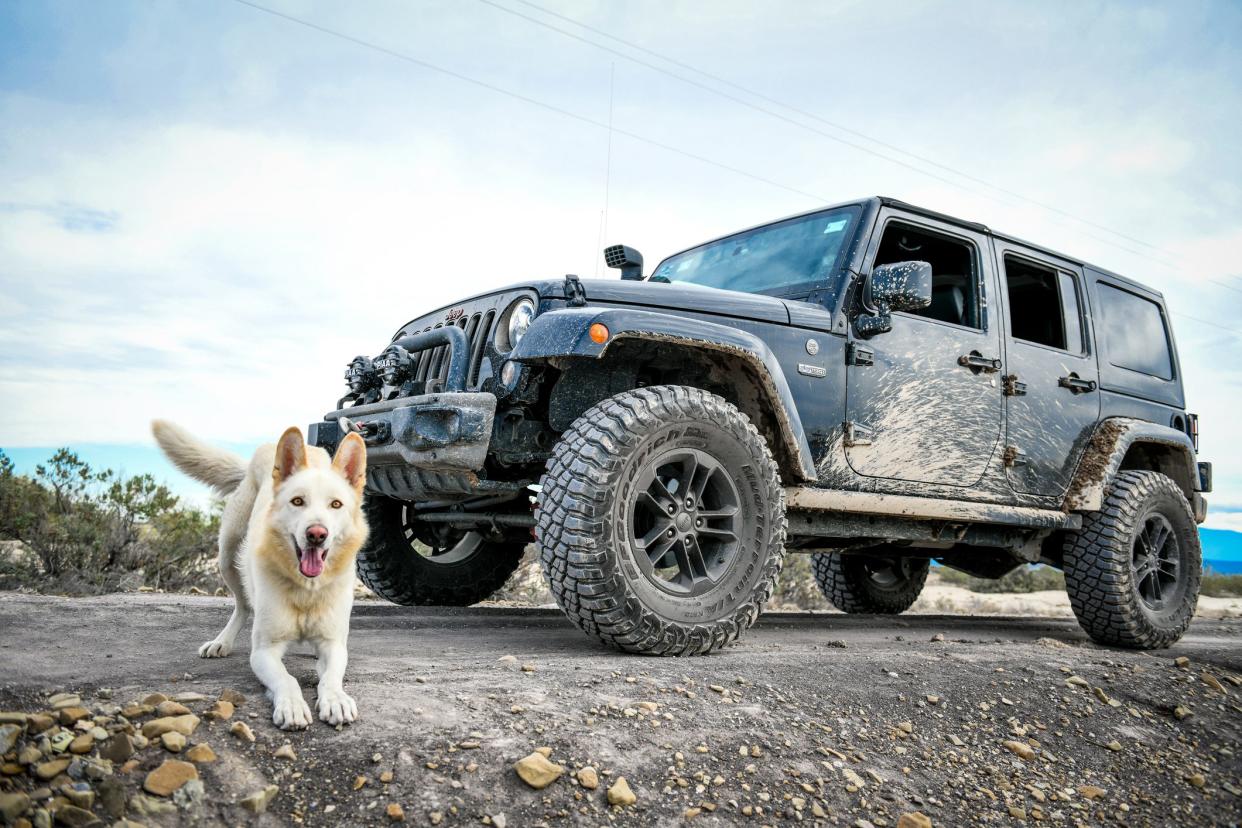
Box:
854, 301, 892, 338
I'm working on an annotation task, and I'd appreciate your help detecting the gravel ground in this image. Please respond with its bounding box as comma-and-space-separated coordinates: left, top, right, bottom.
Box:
1, 592, 1240, 827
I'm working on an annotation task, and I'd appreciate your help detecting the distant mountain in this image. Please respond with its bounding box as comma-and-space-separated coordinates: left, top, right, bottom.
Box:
1202, 528, 1242, 574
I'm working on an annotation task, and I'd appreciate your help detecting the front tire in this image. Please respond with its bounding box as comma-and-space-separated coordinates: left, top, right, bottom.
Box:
356, 497, 528, 606
536, 386, 786, 655
1063, 470, 1201, 649
812, 550, 929, 614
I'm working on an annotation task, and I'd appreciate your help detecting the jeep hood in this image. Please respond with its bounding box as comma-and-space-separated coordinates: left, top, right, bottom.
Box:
542, 278, 791, 325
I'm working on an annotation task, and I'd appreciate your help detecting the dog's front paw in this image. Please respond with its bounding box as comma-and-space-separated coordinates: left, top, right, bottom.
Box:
199, 638, 232, 658
272, 694, 313, 730
317, 688, 357, 726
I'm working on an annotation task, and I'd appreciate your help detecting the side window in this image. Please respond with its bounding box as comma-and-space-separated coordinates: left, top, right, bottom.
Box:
1097, 283, 1174, 379
1002, 255, 1084, 353
873, 222, 981, 329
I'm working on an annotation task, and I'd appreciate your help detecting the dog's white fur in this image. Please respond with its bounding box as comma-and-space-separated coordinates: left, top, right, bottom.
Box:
152, 420, 369, 730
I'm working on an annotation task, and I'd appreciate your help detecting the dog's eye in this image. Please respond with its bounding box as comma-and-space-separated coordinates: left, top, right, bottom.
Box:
291, 497, 304, 507
330, 499, 343, 509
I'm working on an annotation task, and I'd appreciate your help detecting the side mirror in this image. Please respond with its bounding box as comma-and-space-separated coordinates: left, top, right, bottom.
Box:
867, 261, 933, 312
855, 260, 933, 338
604, 245, 644, 280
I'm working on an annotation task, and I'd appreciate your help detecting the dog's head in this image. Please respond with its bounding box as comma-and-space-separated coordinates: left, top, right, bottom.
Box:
269, 426, 367, 580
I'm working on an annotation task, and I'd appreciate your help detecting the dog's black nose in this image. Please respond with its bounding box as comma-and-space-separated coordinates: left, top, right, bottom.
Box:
306, 525, 328, 546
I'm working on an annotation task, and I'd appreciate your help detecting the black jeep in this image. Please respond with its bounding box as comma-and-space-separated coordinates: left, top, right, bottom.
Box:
311, 196, 1212, 654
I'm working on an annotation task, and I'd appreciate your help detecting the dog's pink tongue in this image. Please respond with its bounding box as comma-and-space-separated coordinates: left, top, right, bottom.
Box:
300, 548, 326, 578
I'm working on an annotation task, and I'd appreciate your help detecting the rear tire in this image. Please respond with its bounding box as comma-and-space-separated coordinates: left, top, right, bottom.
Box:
812, 550, 929, 614
536, 385, 786, 655
356, 497, 527, 606
1063, 470, 1200, 649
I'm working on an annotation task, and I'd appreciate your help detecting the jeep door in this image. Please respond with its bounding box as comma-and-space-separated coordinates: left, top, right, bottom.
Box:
995, 243, 1100, 496
844, 210, 1004, 487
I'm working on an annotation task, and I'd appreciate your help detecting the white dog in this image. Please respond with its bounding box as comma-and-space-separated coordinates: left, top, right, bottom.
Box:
152, 421, 369, 729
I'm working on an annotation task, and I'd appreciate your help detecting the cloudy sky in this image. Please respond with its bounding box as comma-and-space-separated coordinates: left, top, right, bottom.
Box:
1, 0, 1239, 531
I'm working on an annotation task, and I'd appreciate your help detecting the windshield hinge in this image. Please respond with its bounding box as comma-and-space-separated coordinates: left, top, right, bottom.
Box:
563, 274, 587, 308
846, 343, 874, 366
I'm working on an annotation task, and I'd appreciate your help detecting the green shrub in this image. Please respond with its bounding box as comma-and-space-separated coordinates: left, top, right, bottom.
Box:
1201, 573, 1242, 598
936, 564, 1066, 594
0, 447, 222, 595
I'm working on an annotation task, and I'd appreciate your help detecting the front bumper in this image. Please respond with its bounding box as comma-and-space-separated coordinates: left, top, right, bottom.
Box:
309, 392, 516, 501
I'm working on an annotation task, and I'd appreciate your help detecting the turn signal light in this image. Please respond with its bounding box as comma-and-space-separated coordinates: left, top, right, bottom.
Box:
589, 323, 609, 344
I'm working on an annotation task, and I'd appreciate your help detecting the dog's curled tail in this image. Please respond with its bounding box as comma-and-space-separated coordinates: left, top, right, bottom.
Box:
151, 420, 247, 496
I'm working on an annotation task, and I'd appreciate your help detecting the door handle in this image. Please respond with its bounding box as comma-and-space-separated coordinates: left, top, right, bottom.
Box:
958, 351, 1002, 374
1058, 374, 1097, 394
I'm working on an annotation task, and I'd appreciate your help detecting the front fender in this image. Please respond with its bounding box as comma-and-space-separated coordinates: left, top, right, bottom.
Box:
510, 307, 817, 481
1064, 417, 1200, 513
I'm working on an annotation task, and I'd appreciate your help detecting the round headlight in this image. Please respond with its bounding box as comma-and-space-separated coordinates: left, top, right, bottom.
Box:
502, 298, 536, 351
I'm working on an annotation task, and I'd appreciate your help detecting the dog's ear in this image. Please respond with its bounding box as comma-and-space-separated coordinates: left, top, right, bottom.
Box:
332, 431, 367, 494
273, 426, 308, 486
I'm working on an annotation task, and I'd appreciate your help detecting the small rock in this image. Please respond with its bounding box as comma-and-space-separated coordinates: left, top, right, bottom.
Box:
141, 693, 167, 706
1187, 773, 1206, 789
379, 770, 393, 783
896, 814, 932, 828
219, 689, 246, 706
140, 714, 199, 739
96, 778, 126, 818
491, 814, 506, 828
1078, 785, 1106, 800
160, 732, 186, 753
385, 802, 405, 822
1003, 740, 1035, 761
204, 700, 234, 721
930, 633, 945, 642
607, 776, 636, 806
577, 766, 599, 789
68, 734, 94, 755
154, 701, 191, 718
173, 778, 205, 809
521, 663, 536, 673
274, 743, 297, 761
48, 693, 81, 709
62, 784, 95, 809
1008, 805, 1027, 820
0, 724, 21, 753
0, 792, 31, 823
239, 784, 278, 813
353, 776, 367, 791
926, 695, 940, 705
1201, 673, 1227, 694
229, 721, 255, 742
897, 721, 914, 734
34, 759, 70, 781
514, 752, 563, 789
120, 705, 152, 720
709, 684, 726, 694
1106, 741, 1122, 752
58, 707, 90, 726
26, 714, 55, 735
185, 744, 217, 763
47, 804, 98, 827
1174, 656, 1190, 668
100, 735, 135, 764
171, 692, 207, 703
1064, 676, 1089, 689
143, 759, 198, 797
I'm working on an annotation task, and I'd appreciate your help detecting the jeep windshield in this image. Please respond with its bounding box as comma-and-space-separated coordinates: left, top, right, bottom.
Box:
648, 205, 861, 297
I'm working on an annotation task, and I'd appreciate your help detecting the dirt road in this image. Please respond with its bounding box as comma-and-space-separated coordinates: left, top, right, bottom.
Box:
1, 593, 1240, 826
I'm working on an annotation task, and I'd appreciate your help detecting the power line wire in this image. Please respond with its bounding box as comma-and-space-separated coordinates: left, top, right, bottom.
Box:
229, 0, 828, 204
227, 0, 1242, 338
497, 0, 1181, 263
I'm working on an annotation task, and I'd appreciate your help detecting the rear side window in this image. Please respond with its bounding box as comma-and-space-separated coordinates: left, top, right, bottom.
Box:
1097, 283, 1173, 379
1003, 255, 1084, 353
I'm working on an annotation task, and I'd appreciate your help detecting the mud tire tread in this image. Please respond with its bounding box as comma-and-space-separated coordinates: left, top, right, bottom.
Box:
811, 551, 929, 614
356, 498, 527, 606
535, 385, 786, 656
1062, 470, 1200, 649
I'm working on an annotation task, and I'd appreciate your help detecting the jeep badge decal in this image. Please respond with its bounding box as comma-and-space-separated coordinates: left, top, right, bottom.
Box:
445, 307, 465, 323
